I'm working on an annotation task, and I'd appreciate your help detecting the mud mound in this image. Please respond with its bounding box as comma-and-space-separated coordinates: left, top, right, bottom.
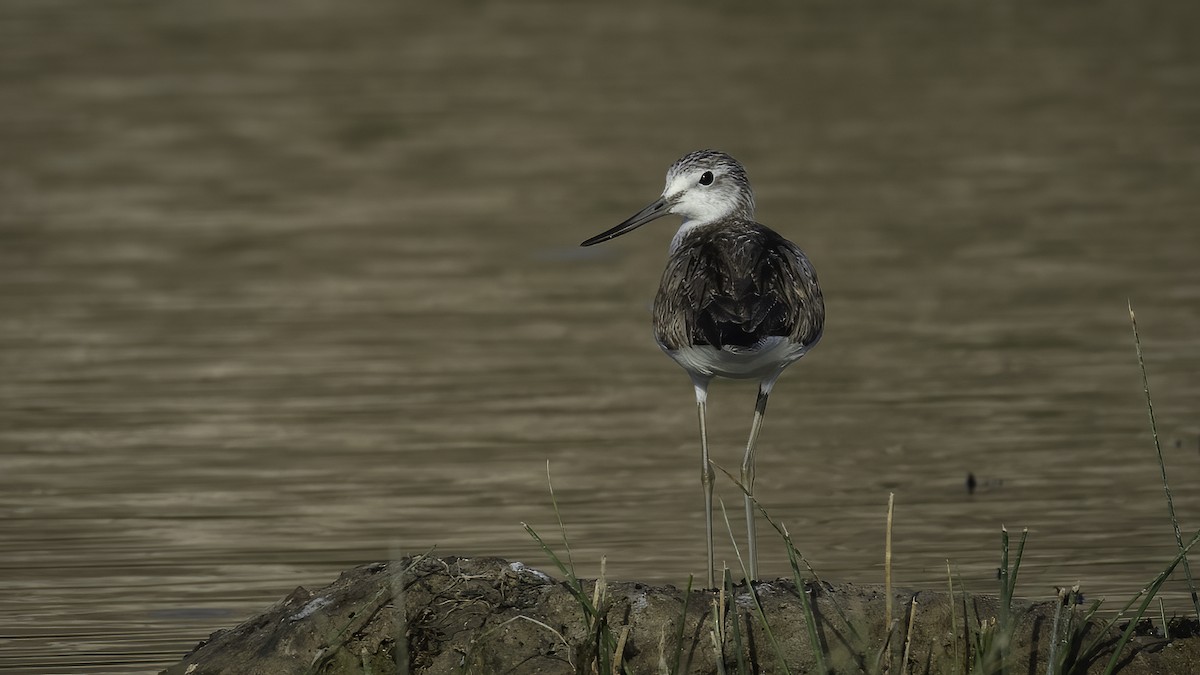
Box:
162, 556, 1200, 674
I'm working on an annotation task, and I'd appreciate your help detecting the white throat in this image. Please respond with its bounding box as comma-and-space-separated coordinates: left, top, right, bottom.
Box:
669, 218, 708, 255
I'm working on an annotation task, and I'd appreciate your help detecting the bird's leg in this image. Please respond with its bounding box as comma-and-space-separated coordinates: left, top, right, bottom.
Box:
692, 376, 715, 589
742, 380, 773, 581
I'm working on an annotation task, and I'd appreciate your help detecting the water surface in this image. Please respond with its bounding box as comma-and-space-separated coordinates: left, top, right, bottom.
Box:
3, 1, 1200, 671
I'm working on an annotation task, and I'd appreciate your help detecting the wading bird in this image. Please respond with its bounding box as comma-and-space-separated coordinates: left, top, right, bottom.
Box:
581, 150, 824, 588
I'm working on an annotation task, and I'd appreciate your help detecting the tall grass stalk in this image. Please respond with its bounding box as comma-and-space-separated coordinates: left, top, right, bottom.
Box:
669, 575, 694, 675
1054, 589, 1100, 675
947, 561, 961, 672
781, 523, 828, 675
1158, 597, 1169, 642
722, 568, 748, 675
996, 526, 1027, 634
523, 463, 589, 620
524, 522, 589, 613
546, 461, 576, 574
949, 563, 974, 675
709, 617, 727, 675
710, 569, 727, 675
983, 526, 1026, 675
1045, 586, 1067, 675
614, 625, 630, 675
524, 464, 623, 674
885, 493, 895, 658
718, 498, 793, 675
1129, 303, 1200, 617
884, 494, 896, 673
525, 521, 621, 673
713, 462, 848, 672
900, 596, 917, 675
593, 555, 607, 616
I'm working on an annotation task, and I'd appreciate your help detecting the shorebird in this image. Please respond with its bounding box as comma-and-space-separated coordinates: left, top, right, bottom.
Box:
581, 150, 824, 588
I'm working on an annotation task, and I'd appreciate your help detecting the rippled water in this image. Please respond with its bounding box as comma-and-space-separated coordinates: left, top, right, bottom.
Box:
3, 1, 1200, 671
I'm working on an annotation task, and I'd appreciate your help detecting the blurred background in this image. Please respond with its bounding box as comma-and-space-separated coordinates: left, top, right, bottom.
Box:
2, 0, 1199, 671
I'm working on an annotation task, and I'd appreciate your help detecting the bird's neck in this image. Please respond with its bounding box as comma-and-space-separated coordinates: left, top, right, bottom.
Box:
669, 218, 723, 255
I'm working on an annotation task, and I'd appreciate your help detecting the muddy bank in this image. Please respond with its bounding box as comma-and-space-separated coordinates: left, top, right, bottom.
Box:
162, 556, 1198, 674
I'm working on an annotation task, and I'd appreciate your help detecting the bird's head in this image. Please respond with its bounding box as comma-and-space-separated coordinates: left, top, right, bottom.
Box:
581, 150, 755, 247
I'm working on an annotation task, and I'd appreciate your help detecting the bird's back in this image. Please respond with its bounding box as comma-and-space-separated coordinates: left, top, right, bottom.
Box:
654, 220, 824, 354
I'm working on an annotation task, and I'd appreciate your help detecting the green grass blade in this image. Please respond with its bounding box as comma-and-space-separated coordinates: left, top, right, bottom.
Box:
1046, 588, 1067, 675
523, 522, 595, 619
724, 567, 747, 675
1099, 528, 1200, 674
712, 462, 862, 661
671, 574, 694, 675
1077, 588, 1145, 666
546, 461, 577, 574
999, 527, 1010, 630
1008, 528, 1028, 597
947, 561, 961, 675
719, 498, 792, 675
1129, 303, 1200, 617
784, 529, 827, 675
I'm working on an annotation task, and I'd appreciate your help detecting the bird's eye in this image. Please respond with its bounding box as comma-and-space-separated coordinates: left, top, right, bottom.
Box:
699, 171, 714, 185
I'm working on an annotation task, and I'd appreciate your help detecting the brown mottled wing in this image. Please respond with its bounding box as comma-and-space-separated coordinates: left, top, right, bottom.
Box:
654, 223, 824, 351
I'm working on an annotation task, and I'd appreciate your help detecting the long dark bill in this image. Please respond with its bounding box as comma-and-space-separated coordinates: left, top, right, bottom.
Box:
580, 198, 669, 247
